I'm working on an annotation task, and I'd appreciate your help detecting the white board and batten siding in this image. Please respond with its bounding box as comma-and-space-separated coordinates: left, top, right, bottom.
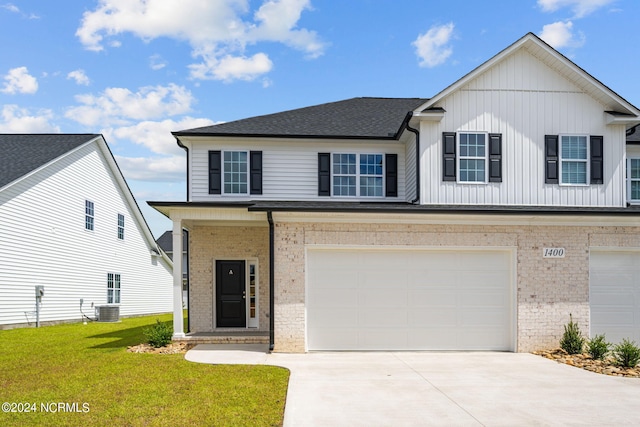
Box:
0, 141, 173, 326
419, 47, 627, 207
185, 138, 408, 202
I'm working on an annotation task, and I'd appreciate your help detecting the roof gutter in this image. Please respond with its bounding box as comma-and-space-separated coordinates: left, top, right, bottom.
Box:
175, 135, 190, 201
404, 112, 420, 204
267, 211, 275, 352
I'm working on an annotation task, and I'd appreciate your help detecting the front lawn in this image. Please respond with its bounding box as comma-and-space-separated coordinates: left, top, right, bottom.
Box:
0, 314, 289, 426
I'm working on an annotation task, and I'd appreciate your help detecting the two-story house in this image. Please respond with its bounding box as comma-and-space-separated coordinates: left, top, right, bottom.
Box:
151, 33, 640, 352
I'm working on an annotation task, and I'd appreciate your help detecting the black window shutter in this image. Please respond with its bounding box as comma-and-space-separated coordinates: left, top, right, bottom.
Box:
442, 132, 456, 181
208, 151, 221, 194
590, 135, 603, 184
488, 133, 502, 183
318, 153, 331, 196
545, 135, 559, 184
250, 151, 263, 195
385, 154, 398, 197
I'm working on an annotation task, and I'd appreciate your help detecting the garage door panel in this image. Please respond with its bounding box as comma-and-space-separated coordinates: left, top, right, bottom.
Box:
590, 251, 640, 345
307, 249, 513, 351
307, 288, 359, 308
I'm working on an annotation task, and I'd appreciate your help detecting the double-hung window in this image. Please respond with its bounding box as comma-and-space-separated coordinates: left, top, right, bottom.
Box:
458, 133, 487, 183
560, 135, 588, 185
85, 200, 94, 231
332, 153, 383, 197
628, 158, 640, 203
223, 151, 248, 194
107, 273, 121, 304
117, 214, 125, 240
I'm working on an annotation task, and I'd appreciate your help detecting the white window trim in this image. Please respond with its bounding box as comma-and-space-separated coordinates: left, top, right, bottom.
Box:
247, 259, 259, 328
457, 131, 489, 184
627, 156, 640, 204
331, 152, 385, 198
222, 150, 249, 196
559, 134, 590, 186
85, 199, 95, 232
117, 213, 125, 240
107, 273, 121, 305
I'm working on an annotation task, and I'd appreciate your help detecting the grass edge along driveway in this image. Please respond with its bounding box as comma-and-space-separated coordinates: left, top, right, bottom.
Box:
0, 314, 289, 427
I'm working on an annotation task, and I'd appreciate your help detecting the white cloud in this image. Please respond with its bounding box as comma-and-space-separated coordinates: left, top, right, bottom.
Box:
65, 83, 195, 126
75, 0, 325, 82
104, 117, 216, 156
189, 53, 273, 82
114, 154, 186, 182
1, 66, 38, 94
537, 0, 616, 18
67, 69, 90, 85
0, 104, 60, 132
149, 54, 167, 70
412, 23, 455, 68
1, 3, 19, 13
539, 21, 585, 49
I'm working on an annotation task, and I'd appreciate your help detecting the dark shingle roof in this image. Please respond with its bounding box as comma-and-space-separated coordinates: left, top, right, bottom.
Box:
0, 134, 99, 188
628, 125, 640, 143
174, 97, 429, 139
156, 230, 188, 255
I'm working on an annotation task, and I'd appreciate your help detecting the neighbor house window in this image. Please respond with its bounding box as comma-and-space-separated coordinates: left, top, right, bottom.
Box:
332, 153, 383, 197
117, 214, 125, 240
107, 273, 121, 304
560, 135, 588, 185
458, 133, 487, 183
628, 158, 640, 202
223, 151, 248, 194
85, 200, 94, 231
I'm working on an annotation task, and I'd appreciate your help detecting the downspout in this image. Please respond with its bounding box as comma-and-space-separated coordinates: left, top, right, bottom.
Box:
405, 112, 421, 204
176, 136, 190, 201
267, 211, 275, 351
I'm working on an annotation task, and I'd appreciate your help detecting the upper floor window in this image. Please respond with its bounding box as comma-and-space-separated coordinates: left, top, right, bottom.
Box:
560, 135, 588, 185
107, 273, 121, 304
628, 158, 640, 202
442, 132, 502, 183
545, 135, 602, 186
318, 152, 397, 198
85, 200, 94, 231
458, 133, 487, 183
117, 214, 125, 240
332, 153, 383, 197
209, 151, 262, 195
223, 151, 248, 194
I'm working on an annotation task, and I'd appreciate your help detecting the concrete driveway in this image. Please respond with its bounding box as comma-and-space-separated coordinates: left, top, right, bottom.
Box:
186, 345, 640, 426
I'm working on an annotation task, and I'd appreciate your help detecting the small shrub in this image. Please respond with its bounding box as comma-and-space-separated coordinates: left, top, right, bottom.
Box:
144, 319, 173, 348
560, 314, 585, 355
587, 334, 610, 360
612, 339, 640, 368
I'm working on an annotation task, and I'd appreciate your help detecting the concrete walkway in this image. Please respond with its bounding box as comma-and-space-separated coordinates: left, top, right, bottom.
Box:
186, 345, 640, 426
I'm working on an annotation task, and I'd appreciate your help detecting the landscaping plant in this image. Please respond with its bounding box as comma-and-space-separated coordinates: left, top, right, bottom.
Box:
560, 314, 585, 355
144, 319, 174, 348
587, 334, 610, 360
612, 338, 640, 368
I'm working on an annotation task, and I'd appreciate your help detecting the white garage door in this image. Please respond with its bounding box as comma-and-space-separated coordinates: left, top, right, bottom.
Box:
590, 251, 640, 344
306, 249, 514, 351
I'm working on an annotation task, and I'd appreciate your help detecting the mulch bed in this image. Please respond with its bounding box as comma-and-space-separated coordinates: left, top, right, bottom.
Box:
127, 342, 196, 354
533, 349, 640, 378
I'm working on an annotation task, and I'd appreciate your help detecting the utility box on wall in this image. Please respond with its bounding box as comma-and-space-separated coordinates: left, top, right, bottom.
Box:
95, 305, 120, 322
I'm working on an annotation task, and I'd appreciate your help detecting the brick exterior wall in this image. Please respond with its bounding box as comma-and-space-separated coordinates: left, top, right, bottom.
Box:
271, 222, 640, 353
188, 225, 269, 333
186, 220, 640, 353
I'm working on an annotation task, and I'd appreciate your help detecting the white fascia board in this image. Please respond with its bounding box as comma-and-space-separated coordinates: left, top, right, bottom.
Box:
271, 210, 640, 227
412, 111, 445, 122
605, 112, 640, 127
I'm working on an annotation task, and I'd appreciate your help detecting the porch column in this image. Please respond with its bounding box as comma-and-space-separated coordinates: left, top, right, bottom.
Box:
172, 219, 185, 339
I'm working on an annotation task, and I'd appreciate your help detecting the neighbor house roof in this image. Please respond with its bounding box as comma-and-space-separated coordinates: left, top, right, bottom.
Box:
628, 125, 640, 143
156, 230, 188, 254
0, 134, 100, 188
173, 97, 429, 139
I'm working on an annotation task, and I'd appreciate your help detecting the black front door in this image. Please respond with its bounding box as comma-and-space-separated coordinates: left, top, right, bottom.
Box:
216, 260, 246, 327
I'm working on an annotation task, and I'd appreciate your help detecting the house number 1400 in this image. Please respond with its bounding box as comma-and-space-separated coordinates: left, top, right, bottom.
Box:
543, 248, 565, 258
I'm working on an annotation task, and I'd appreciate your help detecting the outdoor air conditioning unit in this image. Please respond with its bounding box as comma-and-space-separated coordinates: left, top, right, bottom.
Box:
95, 305, 120, 322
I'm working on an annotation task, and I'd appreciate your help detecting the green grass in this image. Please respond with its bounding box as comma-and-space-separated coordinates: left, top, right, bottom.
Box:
0, 315, 289, 426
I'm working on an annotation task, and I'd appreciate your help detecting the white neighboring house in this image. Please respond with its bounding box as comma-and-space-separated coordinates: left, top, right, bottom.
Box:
0, 134, 173, 328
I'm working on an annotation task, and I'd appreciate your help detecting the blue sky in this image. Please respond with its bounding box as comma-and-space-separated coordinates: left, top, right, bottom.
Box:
1, 0, 638, 237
